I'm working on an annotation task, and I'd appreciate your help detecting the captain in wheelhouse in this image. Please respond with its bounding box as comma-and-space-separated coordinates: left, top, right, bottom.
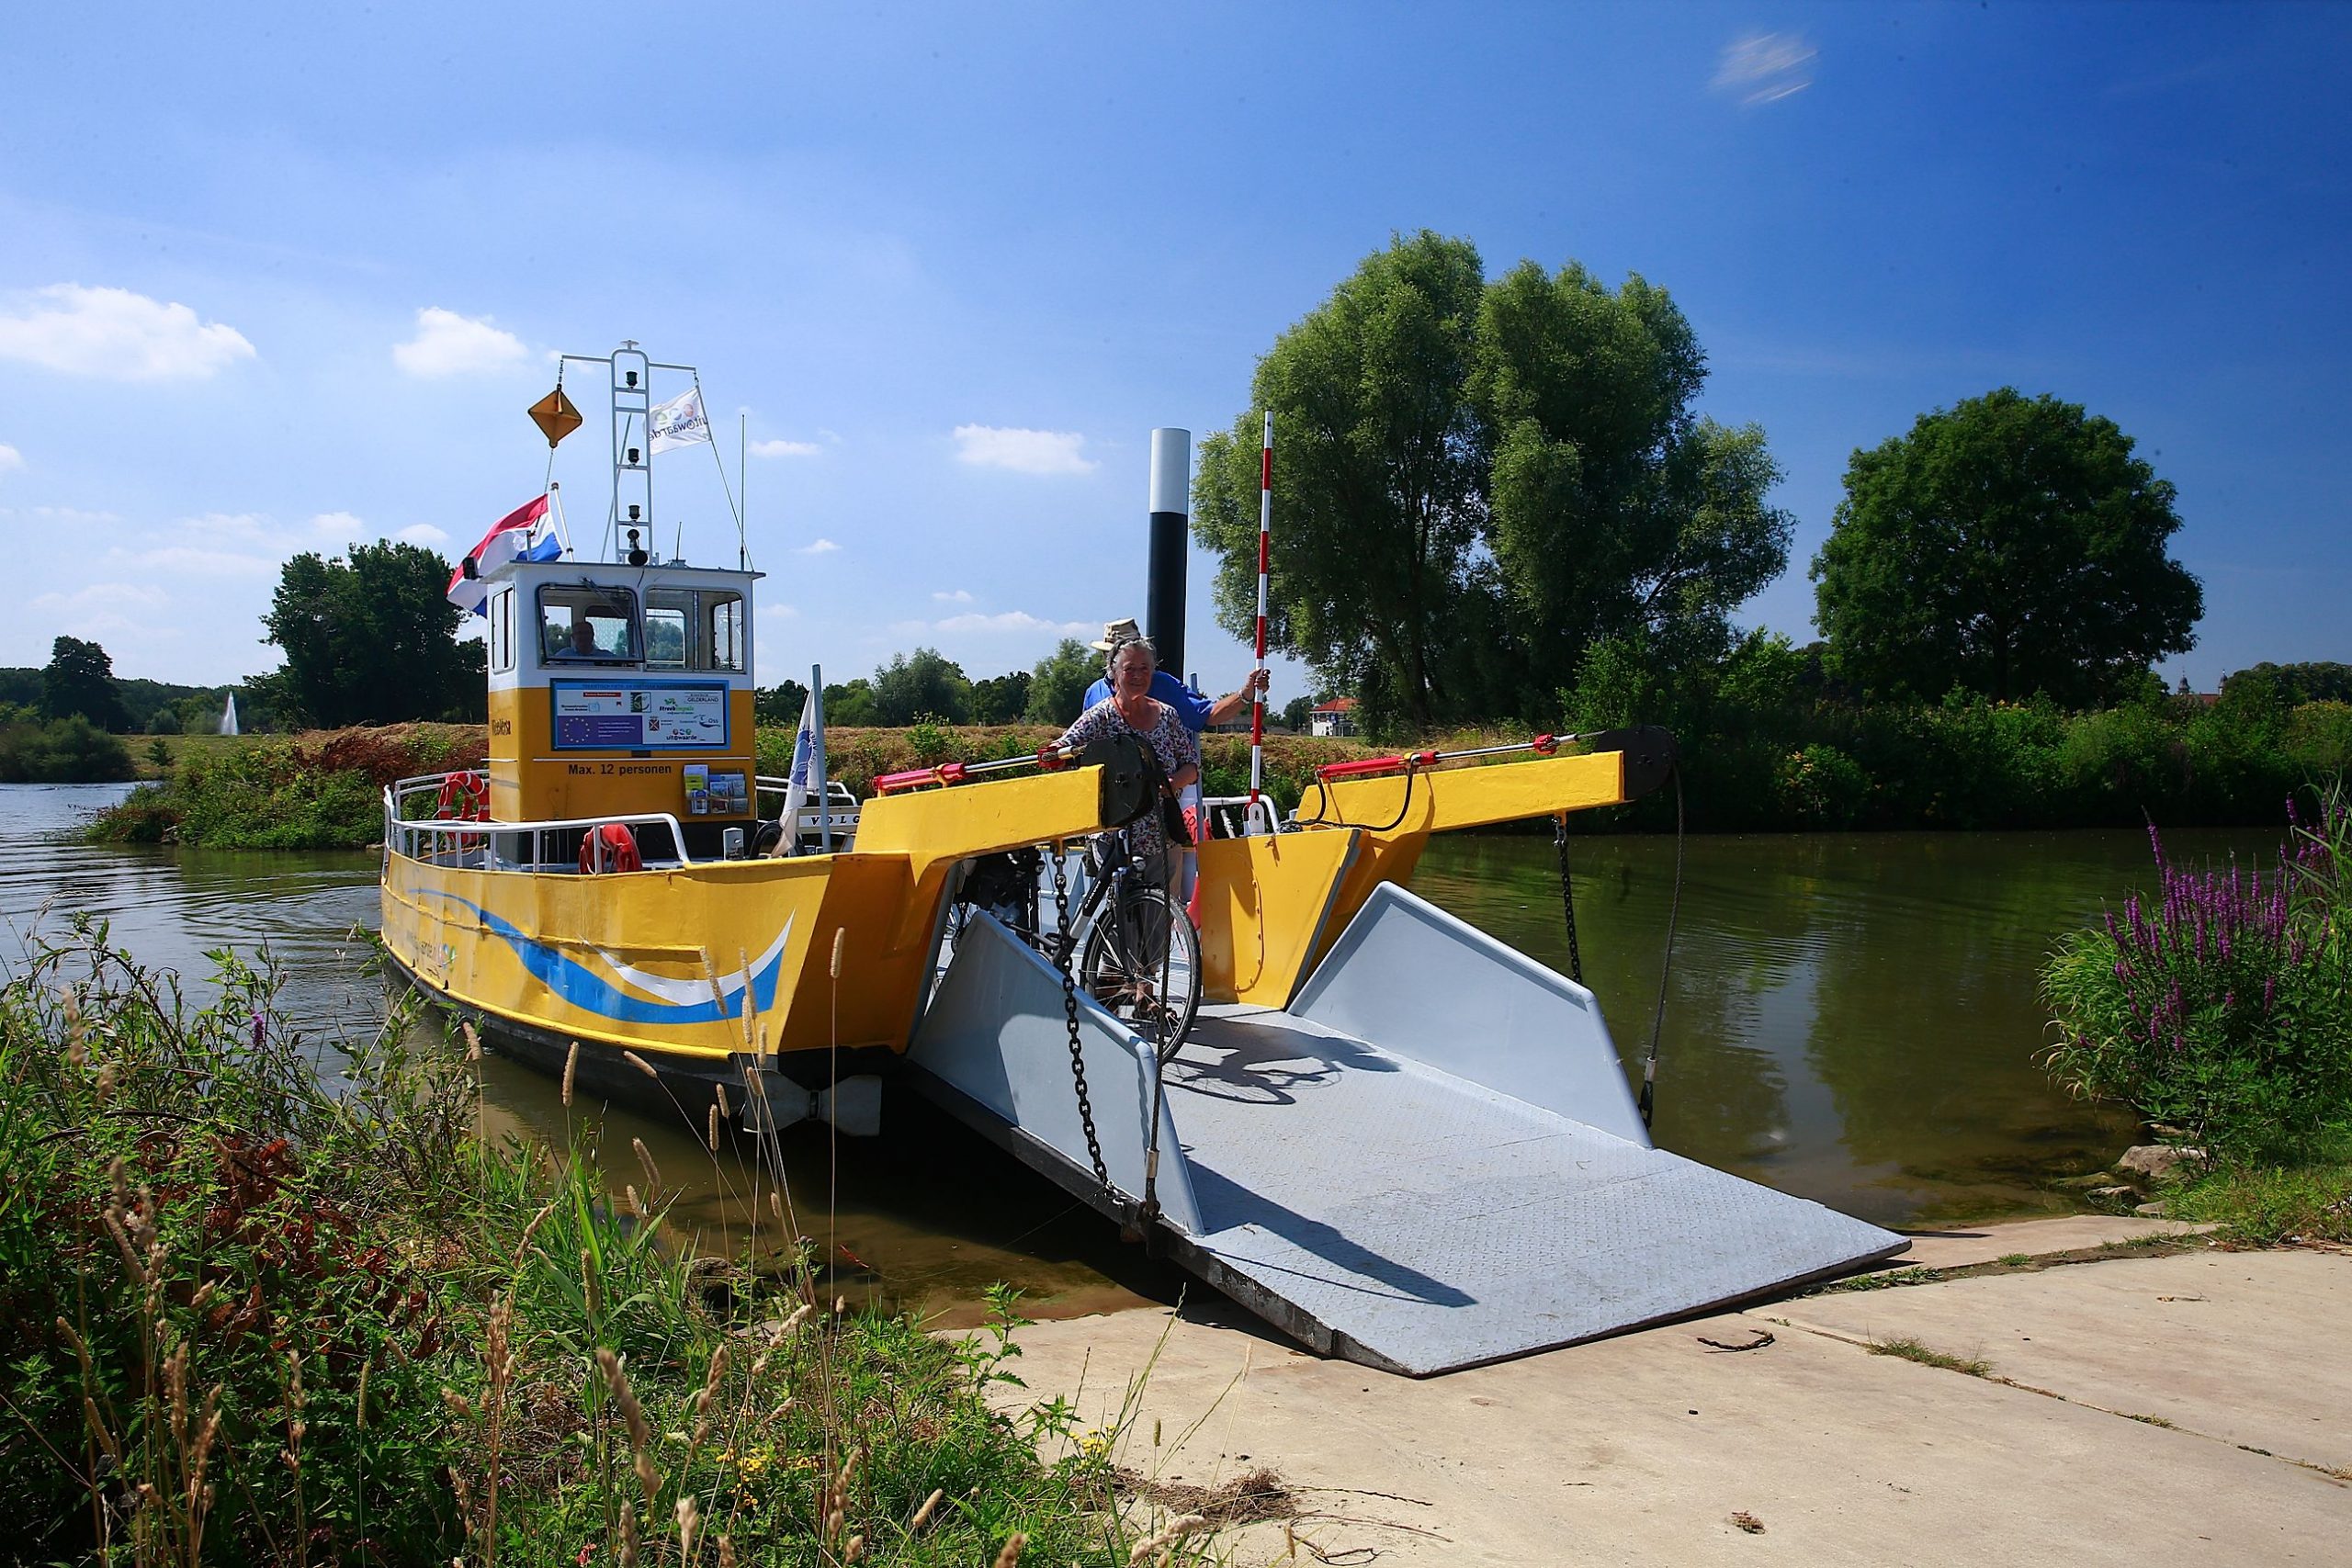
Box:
460, 540, 763, 871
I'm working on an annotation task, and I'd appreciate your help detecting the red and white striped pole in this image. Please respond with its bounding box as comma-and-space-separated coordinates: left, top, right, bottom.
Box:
1248, 412, 1272, 831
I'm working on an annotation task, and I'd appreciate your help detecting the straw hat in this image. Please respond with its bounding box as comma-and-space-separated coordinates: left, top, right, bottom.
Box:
1090, 616, 1144, 651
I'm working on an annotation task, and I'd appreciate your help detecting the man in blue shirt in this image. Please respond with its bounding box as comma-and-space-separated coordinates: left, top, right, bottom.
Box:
1080, 618, 1271, 906
1080, 618, 1267, 730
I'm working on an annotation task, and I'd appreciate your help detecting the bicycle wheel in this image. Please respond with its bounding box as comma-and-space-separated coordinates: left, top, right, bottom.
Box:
1078, 884, 1201, 1063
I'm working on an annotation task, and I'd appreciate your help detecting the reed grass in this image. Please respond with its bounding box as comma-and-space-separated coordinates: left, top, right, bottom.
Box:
0, 918, 1148, 1564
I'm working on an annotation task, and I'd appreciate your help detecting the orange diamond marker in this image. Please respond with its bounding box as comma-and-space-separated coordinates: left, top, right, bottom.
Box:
528, 386, 583, 448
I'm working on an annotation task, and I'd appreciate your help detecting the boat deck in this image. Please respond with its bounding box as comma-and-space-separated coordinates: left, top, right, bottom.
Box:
906, 904, 1905, 1377
1157, 1007, 1904, 1374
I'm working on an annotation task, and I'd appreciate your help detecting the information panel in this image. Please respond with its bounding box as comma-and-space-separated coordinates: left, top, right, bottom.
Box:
550, 681, 729, 750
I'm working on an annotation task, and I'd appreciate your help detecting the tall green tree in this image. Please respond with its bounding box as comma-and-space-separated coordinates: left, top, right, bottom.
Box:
256, 541, 483, 728
1477, 263, 1792, 712
969, 670, 1032, 725
1024, 638, 1097, 726
870, 648, 972, 726
1193, 232, 1790, 733
1811, 389, 2202, 705
40, 636, 131, 731
1195, 231, 1487, 733
755, 678, 811, 728
822, 679, 877, 726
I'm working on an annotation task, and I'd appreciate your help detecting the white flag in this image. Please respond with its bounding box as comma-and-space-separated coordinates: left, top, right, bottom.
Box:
649, 387, 711, 454
777, 687, 820, 848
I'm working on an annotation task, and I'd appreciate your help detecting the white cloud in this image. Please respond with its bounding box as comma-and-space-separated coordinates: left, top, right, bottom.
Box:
797, 538, 841, 555
0, 503, 120, 525
952, 424, 1097, 476
0, 284, 255, 380
392, 307, 528, 377
933, 610, 1094, 637
933, 588, 974, 603
0, 444, 21, 474
104, 511, 290, 579
114, 543, 278, 579
1713, 33, 1816, 106
311, 510, 368, 539
398, 523, 451, 546
31, 581, 169, 615
750, 438, 822, 458
758, 603, 800, 619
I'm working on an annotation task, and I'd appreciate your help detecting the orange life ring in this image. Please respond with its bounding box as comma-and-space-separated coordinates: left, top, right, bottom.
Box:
435, 770, 491, 821
579, 823, 642, 874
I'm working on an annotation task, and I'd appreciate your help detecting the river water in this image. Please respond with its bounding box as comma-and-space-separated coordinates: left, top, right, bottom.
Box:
6, 783, 2271, 1323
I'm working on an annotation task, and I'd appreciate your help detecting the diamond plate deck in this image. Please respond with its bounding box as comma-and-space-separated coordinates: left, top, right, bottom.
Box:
1160, 1007, 1905, 1374
907, 891, 1907, 1377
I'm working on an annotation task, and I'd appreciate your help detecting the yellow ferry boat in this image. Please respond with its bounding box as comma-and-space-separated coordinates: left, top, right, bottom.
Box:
379, 342, 1904, 1375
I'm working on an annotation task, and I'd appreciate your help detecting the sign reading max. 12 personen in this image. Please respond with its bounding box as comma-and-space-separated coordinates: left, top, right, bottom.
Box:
550, 681, 729, 750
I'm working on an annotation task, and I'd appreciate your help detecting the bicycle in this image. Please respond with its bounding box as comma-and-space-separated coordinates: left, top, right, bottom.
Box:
947, 829, 1201, 1063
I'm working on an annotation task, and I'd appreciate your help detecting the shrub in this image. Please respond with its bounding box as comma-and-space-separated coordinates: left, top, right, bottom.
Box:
2041, 793, 2352, 1163
1, 926, 1135, 1565
84, 724, 483, 848
0, 715, 139, 783
1774, 743, 1870, 829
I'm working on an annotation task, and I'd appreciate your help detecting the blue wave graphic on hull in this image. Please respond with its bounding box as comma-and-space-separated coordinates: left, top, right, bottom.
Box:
421, 892, 789, 1027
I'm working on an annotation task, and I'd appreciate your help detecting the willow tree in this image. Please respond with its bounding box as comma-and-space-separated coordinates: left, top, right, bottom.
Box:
1194, 232, 1487, 733
1194, 233, 1790, 733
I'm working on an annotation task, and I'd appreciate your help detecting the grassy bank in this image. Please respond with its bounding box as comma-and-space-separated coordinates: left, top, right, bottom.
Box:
87, 725, 485, 849
84, 723, 1381, 851
0, 927, 1140, 1563
1566, 637, 2352, 831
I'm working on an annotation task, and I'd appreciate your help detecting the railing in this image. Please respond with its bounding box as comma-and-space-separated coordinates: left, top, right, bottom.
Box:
382, 771, 697, 873
752, 775, 862, 844
1201, 794, 1285, 840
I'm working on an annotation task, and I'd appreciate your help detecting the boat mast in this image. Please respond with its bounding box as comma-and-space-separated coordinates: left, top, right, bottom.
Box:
611, 342, 651, 565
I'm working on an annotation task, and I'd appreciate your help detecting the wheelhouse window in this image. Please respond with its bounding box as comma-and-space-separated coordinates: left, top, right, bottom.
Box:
639, 587, 746, 672
643, 603, 690, 668
707, 592, 745, 672
538, 586, 639, 663
489, 587, 515, 672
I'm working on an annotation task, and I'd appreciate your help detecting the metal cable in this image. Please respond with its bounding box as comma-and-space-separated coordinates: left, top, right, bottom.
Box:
1294, 760, 1421, 833
1637, 763, 1685, 1130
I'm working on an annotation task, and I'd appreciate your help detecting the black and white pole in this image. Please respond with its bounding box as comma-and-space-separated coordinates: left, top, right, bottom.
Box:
1248, 413, 1272, 832
1146, 428, 1191, 680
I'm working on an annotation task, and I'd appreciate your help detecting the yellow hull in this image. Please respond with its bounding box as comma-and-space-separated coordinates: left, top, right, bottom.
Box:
379, 767, 1105, 1066
381, 737, 1661, 1065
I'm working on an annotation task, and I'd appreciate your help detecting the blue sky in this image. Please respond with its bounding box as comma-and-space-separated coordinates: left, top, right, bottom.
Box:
3, 2, 2346, 699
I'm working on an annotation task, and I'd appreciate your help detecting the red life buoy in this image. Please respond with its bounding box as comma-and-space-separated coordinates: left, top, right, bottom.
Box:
579, 823, 642, 874
435, 770, 490, 821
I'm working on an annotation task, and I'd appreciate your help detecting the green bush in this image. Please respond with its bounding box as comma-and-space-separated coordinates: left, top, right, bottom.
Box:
0, 715, 138, 783
1, 926, 1136, 1565
2041, 792, 2352, 1163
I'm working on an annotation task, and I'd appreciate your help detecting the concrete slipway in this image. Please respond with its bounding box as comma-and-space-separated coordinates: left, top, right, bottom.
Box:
985, 1219, 2351, 1566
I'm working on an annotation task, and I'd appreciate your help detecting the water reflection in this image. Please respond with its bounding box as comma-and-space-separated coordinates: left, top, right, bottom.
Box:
1416, 828, 2272, 1225
6, 783, 2280, 1309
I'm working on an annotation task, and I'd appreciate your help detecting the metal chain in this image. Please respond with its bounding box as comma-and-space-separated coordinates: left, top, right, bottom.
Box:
1049, 845, 1110, 1190
1553, 815, 1584, 986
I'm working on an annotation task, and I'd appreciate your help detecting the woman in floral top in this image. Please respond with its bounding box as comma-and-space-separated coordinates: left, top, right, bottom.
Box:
1057, 637, 1201, 889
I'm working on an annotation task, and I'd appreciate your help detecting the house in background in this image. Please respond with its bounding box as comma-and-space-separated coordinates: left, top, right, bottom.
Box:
1309, 696, 1358, 738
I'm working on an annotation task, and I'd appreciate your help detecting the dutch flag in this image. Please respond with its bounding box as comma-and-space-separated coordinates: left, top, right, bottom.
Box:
446, 493, 562, 616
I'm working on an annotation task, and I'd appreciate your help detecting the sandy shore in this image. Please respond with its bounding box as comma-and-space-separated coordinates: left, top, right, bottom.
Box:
990, 1215, 2351, 1565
